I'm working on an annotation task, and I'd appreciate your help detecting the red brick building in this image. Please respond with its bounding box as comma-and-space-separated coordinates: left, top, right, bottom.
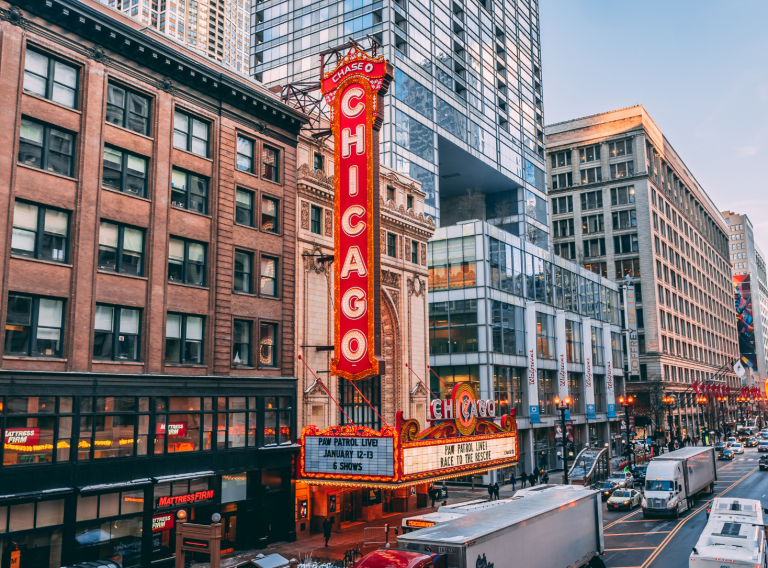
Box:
0, 0, 308, 565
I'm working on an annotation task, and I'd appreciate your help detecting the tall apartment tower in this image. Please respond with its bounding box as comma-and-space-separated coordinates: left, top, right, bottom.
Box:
545, 106, 741, 439
722, 211, 768, 387
102, 0, 251, 73
251, 0, 549, 238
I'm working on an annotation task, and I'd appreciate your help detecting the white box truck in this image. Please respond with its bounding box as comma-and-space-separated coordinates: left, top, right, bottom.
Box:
358, 487, 606, 568
642, 446, 717, 518
401, 497, 522, 533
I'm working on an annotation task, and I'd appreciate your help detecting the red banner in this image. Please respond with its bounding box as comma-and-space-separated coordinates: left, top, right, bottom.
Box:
152, 514, 175, 532
323, 48, 392, 381
156, 422, 187, 438
4, 428, 40, 445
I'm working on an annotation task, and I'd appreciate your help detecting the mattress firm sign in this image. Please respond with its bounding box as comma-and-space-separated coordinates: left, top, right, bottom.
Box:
402, 436, 517, 476
303, 435, 394, 476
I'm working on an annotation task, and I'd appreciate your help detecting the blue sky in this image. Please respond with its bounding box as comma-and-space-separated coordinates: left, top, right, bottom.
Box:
540, 0, 768, 247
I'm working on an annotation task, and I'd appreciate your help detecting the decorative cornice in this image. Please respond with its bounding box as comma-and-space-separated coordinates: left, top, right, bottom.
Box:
380, 196, 435, 229
297, 163, 333, 190
0, 5, 27, 28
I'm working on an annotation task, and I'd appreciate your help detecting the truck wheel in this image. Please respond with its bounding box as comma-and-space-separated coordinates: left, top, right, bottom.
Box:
673, 507, 680, 519
588, 557, 607, 568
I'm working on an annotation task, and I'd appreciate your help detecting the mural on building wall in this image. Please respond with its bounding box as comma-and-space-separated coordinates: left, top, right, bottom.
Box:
734, 274, 758, 372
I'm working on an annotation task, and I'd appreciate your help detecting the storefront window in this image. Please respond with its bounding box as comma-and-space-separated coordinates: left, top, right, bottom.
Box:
222, 473, 247, 503
568, 372, 582, 414
538, 370, 555, 415
217, 397, 258, 449
3, 396, 66, 465
536, 312, 555, 360
0, 500, 64, 567
154, 397, 213, 454
75, 516, 143, 567
79, 396, 150, 460
264, 397, 291, 445
493, 366, 522, 417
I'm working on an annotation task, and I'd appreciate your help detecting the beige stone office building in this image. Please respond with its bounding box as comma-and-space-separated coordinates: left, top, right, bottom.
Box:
293, 134, 435, 433
545, 106, 740, 439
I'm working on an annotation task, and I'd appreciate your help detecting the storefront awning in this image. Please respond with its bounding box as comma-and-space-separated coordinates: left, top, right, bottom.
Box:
79, 478, 152, 492
153, 471, 215, 483
0, 487, 72, 500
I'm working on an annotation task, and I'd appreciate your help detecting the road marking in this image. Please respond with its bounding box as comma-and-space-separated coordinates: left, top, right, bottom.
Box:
639, 467, 757, 568
605, 547, 657, 551
604, 532, 672, 536
604, 509, 641, 530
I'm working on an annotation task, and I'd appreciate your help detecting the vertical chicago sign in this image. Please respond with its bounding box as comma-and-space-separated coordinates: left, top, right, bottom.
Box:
322, 48, 392, 380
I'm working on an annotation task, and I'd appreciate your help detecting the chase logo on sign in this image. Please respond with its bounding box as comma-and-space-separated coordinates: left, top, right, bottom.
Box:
529, 405, 540, 424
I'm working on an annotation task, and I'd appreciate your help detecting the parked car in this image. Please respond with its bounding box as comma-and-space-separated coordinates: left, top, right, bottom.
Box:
718, 449, 735, 460
731, 442, 745, 454
607, 470, 634, 488
760, 455, 768, 471
746, 437, 759, 448
607, 489, 642, 511
593, 480, 619, 501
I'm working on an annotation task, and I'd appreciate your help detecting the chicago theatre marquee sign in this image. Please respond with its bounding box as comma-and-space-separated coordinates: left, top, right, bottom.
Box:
299, 383, 519, 486
321, 47, 390, 381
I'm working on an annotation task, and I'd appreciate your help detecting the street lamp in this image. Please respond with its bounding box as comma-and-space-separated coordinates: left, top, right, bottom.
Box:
554, 396, 572, 485
662, 395, 676, 446
696, 396, 708, 444
717, 396, 729, 438
618, 395, 634, 465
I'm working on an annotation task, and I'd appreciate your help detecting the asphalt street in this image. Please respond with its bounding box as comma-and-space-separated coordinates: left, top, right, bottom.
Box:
601, 447, 764, 568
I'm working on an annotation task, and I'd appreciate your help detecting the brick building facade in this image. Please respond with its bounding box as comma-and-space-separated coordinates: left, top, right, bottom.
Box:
0, 1, 308, 566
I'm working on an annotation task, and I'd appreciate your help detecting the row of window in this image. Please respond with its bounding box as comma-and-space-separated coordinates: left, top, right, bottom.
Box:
24, 46, 283, 177
0, 396, 292, 467
3, 293, 279, 368
12, 198, 282, 293
549, 139, 633, 170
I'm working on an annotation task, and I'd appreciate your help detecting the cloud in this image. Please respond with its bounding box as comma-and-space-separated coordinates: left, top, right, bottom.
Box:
734, 145, 759, 158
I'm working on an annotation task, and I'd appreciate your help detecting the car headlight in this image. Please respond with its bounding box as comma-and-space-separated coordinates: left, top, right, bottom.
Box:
641, 498, 647, 507
624, 501, 630, 505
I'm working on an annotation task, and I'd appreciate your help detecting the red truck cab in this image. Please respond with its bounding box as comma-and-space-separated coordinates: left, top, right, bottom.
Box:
354, 548, 446, 568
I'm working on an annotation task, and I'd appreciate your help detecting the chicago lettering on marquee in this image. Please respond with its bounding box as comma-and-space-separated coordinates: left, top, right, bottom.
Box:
322, 47, 392, 381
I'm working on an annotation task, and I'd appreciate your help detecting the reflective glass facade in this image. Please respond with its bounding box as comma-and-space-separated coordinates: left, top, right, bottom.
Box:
251, 0, 548, 232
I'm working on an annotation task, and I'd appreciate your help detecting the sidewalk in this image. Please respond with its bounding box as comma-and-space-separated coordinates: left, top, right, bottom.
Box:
202, 486, 510, 567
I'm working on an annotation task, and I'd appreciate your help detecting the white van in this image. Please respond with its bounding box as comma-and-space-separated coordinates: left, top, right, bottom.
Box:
690, 498, 767, 567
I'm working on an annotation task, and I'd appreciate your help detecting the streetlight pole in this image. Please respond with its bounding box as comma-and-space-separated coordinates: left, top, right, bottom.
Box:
554, 396, 572, 485
718, 397, 728, 438
663, 395, 676, 449
619, 395, 634, 465
696, 396, 708, 445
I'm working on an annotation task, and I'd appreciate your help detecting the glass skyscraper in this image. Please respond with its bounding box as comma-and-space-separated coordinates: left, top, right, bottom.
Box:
251, 0, 548, 237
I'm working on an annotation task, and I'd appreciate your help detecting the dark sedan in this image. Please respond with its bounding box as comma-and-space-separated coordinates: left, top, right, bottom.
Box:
594, 481, 619, 501
714, 441, 726, 451
718, 449, 735, 460
760, 455, 768, 471
630, 465, 647, 485
746, 437, 759, 448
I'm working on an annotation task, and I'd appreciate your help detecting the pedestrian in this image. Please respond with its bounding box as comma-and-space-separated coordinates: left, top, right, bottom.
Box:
323, 516, 333, 547
533, 466, 541, 483
487, 483, 494, 501
510, 473, 517, 491
521, 473, 527, 489
430, 488, 438, 507
529, 472, 536, 487
542, 471, 549, 484
494, 482, 500, 500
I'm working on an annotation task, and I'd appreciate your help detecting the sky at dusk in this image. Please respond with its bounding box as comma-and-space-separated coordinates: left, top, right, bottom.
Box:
539, 0, 768, 249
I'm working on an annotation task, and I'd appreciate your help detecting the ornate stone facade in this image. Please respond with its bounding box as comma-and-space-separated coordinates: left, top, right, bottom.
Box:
295, 133, 435, 431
